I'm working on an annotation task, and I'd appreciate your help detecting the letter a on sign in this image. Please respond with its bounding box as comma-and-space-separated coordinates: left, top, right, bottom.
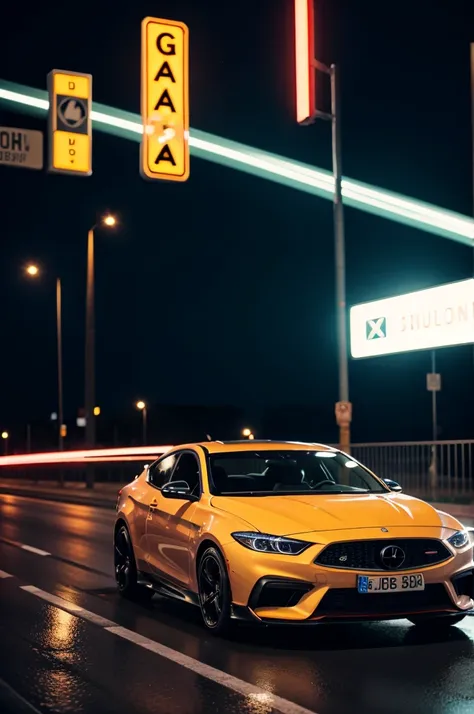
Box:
47, 69, 92, 176
140, 17, 190, 181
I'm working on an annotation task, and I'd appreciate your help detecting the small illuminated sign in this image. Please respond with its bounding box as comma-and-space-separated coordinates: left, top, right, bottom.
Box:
0, 126, 43, 170
140, 16, 190, 181
47, 69, 92, 176
294, 0, 315, 124
350, 279, 474, 358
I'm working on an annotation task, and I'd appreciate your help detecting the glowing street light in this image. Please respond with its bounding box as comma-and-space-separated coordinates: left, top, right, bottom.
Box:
84, 213, 117, 475
136, 401, 147, 444
24, 264, 64, 454
242, 428, 251, 437
1, 431, 8, 455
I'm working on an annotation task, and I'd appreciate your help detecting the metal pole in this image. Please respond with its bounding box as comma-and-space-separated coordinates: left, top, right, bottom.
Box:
470, 44, 474, 379
26, 424, 31, 453
57, 278, 64, 452
430, 350, 438, 499
431, 351, 438, 442
85, 228, 95, 488
330, 64, 350, 453
143, 407, 147, 445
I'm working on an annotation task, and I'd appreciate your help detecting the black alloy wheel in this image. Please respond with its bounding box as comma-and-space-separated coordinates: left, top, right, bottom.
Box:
198, 546, 231, 635
114, 525, 152, 601
409, 613, 466, 628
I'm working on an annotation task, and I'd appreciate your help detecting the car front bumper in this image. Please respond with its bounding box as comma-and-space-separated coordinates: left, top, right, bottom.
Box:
223, 534, 474, 623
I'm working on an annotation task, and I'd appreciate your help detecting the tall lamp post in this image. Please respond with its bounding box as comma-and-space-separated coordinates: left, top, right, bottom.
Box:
25, 265, 64, 452
136, 401, 147, 445
294, 0, 351, 453
84, 214, 116, 464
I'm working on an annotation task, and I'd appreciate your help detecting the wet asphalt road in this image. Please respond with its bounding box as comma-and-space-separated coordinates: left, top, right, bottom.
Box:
1, 494, 474, 714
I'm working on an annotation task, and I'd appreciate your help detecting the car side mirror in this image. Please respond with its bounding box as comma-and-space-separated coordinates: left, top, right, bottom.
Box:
383, 478, 402, 492
161, 480, 196, 500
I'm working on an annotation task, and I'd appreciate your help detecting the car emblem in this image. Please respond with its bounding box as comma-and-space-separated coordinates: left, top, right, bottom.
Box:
381, 527, 389, 533
380, 545, 406, 570
339, 555, 347, 562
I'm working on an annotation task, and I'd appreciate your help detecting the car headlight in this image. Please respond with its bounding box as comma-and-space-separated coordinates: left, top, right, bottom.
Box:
231, 532, 311, 555
447, 530, 470, 549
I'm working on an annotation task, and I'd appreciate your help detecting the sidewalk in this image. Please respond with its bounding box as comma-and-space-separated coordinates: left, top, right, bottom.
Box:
0, 479, 473, 519
0, 480, 120, 509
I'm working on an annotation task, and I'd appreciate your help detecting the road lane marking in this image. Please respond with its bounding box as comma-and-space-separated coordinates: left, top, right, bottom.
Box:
20, 545, 50, 556
20, 584, 318, 714
0, 535, 110, 577
20, 586, 116, 628
105, 625, 317, 714
0, 569, 12, 578
0, 678, 43, 714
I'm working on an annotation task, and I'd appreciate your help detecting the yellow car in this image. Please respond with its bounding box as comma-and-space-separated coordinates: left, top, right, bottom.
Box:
114, 440, 474, 634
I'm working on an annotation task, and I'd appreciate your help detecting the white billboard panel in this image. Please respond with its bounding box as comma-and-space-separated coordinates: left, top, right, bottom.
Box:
350, 279, 474, 358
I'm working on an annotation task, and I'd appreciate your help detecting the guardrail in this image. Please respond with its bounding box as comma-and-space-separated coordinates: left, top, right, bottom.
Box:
351, 440, 474, 501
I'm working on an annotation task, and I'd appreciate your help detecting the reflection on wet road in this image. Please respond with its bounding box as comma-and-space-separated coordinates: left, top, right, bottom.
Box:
0, 493, 473, 714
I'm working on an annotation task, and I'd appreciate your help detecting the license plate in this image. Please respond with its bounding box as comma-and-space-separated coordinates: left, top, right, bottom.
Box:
357, 573, 425, 593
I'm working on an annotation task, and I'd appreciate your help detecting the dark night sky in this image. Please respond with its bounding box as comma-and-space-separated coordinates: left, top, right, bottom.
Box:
1, 0, 473, 446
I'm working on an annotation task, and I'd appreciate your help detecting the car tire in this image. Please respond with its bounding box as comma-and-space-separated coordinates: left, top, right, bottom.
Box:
408, 613, 466, 628
197, 546, 232, 635
114, 524, 153, 602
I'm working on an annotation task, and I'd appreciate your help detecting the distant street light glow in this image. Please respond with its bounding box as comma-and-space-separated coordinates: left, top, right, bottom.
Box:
103, 215, 116, 227
0, 80, 472, 247
136, 400, 146, 410
26, 264, 39, 276
1, 432, 8, 440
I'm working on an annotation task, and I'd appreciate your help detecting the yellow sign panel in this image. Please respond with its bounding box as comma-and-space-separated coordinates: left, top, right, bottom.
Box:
47, 69, 92, 176
141, 17, 190, 182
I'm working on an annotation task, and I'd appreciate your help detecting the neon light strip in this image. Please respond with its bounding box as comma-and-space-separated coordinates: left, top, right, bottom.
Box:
0, 445, 172, 467
0, 81, 473, 246
294, 0, 313, 123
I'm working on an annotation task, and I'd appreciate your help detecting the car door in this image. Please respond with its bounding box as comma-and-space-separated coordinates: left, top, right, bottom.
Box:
145, 450, 200, 587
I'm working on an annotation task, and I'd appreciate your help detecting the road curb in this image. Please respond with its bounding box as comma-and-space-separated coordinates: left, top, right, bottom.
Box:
0, 486, 115, 510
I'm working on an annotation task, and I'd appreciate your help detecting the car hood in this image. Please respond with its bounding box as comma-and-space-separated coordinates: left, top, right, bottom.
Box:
210, 492, 453, 537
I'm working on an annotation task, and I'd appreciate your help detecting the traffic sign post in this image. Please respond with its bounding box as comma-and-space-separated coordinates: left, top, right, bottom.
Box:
47, 69, 92, 176
0, 126, 43, 170
140, 17, 190, 182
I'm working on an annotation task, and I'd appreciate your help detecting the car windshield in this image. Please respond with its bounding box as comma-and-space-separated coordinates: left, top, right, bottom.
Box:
208, 450, 388, 496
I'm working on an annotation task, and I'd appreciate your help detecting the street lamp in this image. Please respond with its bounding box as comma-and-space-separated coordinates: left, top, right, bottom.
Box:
136, 401, 147, 445
294, 0, 351, 453
1, 431, 8, 455
84, 213, 117, 467
25, 265, 64, 452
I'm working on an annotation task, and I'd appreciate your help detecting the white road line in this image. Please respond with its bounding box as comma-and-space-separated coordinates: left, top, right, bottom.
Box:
20, 584, 318, 714
20, 545, 50, 556
0, 569, 12, 578
20, 586, 116, 628
105, 625, 317, 714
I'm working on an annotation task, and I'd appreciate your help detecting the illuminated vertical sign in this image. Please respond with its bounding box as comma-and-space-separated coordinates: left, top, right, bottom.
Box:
294, 0, 315, 124
47, 69, 92, 175
140, 17, 190, 181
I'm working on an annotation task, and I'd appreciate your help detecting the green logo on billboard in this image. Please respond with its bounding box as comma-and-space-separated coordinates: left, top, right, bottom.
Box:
366, 317, 386, 340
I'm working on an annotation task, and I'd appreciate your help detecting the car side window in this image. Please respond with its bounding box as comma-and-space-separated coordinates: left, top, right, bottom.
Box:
148, 454, 178, 489
169, 452, 200, 495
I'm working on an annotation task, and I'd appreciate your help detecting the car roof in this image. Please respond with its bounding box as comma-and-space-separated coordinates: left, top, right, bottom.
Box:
175, 440, 338, 455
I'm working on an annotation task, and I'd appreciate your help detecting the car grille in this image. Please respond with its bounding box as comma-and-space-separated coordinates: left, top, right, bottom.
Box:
314, 538, 452, 571
315, 584, 454, 617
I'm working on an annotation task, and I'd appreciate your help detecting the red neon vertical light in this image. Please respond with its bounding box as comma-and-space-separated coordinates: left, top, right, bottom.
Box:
294, 0, 315, 124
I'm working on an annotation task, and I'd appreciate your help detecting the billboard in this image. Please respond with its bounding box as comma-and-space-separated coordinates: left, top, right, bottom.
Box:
350, 279, 474, 358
